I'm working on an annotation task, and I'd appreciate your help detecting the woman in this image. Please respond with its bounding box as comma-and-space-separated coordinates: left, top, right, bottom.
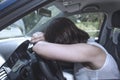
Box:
31, 17, 120, 80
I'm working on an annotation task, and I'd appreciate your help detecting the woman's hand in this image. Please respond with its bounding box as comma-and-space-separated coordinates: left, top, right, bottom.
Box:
31, 32, 45, 43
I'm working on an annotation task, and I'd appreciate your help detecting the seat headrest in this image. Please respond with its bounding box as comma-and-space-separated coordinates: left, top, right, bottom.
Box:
112, 10, 120, 28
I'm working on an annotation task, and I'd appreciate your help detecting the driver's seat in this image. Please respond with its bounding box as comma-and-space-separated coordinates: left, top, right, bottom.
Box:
111, 10, 120, 70
104, 10, 120, 71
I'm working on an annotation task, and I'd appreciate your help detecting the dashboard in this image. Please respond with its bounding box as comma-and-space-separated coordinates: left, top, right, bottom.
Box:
0, 40, 38, 80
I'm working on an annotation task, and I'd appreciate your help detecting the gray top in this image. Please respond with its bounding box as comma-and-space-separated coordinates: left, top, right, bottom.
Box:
74, 41, 120, 80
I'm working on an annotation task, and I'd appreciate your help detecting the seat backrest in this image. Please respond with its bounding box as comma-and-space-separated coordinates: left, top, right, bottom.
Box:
111, 10, 120, 70
115, 32, 120, 71
116, 33, 120, 60
104, 10, 120, 71
112, 29, 120, 70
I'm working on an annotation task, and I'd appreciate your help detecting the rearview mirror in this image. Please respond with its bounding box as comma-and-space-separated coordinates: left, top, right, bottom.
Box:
37, 8, 51, 17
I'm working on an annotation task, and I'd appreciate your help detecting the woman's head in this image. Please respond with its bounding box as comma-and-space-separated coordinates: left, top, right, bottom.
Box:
44, 17, 89, 44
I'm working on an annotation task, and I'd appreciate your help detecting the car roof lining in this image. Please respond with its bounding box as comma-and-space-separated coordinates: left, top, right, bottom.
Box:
54, 0, 120, 13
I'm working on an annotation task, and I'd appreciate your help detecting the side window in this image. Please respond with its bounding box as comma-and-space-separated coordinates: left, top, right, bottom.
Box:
113, 28, 120, 44
68, 13, 104, 40
0, 19, 24, 39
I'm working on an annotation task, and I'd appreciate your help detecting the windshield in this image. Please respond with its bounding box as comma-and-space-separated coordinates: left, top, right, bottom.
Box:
0, 3, 104, 40
0, 5, 61, 39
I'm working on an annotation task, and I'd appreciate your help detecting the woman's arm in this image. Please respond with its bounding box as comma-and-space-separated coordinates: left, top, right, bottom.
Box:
32, 41, 104, 63
31, 32, 106, 68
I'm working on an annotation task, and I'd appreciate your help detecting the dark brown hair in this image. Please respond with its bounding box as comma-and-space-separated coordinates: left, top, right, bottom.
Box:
44, 17, 89, 44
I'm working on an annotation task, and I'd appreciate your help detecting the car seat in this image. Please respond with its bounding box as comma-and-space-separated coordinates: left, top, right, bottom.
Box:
104, 10, 120, 71
112, 29, 120, 71
112, 10, 120, 71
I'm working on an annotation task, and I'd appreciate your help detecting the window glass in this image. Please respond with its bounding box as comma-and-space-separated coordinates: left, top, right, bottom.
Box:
22, 5, 61, 33
113, 28, 120, 44
68, 13, 104, 40
0, 5, 61, 39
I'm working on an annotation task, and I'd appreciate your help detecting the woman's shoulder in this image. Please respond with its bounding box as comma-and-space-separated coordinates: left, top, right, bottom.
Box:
87, 38, 109, 55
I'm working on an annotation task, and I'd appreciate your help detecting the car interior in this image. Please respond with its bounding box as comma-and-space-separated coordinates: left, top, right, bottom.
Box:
0, 0, 120, 80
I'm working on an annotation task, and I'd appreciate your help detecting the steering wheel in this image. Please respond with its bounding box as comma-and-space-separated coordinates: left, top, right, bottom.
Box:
0, 40, 65, 80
